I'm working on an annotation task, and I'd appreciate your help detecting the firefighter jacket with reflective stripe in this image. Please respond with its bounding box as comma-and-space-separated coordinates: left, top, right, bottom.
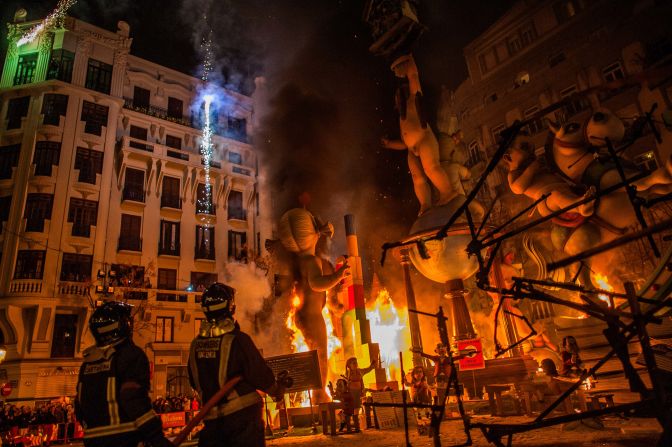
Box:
76, 340, 160, 439
188, 323, 275, 420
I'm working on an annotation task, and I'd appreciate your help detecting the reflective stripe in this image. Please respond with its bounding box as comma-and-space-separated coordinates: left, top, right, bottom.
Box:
205, 301, 229, 312
218, 334, 234, 388
188, 340, 202, 396
107, 377, 120, 426
97, 322, 119, 333
84, 410, 158, 439
203, 392, 261, 420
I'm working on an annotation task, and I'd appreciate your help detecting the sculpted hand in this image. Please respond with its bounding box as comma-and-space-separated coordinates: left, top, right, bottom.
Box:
336, 260, 351, 280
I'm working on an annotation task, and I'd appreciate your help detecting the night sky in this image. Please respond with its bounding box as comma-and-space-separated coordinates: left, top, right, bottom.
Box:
1, 0, 514, 277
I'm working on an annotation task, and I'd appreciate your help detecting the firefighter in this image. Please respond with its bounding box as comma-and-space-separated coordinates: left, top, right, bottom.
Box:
76, 301, 172, 447
188, 282, 285, 447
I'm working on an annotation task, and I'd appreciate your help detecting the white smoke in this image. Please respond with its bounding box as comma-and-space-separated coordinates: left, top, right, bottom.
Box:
223, 262, 271, 334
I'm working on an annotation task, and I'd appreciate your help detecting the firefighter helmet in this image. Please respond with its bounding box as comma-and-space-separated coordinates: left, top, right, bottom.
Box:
201, 282, 236, 322
89, 301, 133, 346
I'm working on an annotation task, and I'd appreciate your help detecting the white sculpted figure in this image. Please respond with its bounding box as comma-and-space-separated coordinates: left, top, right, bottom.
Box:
382, 54, 457, 214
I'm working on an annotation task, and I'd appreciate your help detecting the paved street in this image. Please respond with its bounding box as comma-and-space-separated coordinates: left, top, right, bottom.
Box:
267, 416, 662, 446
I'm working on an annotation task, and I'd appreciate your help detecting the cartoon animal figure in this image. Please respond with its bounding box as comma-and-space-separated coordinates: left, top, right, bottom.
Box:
278, 208, 350, 402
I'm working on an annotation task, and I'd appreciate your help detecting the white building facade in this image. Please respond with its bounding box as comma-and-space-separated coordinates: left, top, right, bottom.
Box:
0, 14, 271, 401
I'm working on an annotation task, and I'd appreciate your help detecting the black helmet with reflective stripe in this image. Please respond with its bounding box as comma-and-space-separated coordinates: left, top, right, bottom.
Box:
90, 301, 133, 346
201, 282, 236, 322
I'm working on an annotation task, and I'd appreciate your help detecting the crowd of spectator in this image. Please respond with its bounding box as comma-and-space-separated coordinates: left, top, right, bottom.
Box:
0, 403, 75, 430
152, 395, 199, 414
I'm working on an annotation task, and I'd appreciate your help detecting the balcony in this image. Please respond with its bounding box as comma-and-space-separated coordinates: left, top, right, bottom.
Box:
161, 195, 182, 209
158, 242, 180, 257
228, 208, 247, 221
123, 97, 194, 128
57, 282, 90, 298
195, 247, 215, 261
123, 188, 145, 203
122, 290, 148, 300
232, 166, 251, 176
157, 292, 188, 303
9, 279, 43, 295
128, 137, 154, 153
118, 235, 142, 252
72, 224, 93, 238
25, 218, 46, 233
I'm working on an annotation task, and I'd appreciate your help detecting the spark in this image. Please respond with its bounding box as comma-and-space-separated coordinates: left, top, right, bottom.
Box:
197, 30, 215, 235
17, 0, 77, 47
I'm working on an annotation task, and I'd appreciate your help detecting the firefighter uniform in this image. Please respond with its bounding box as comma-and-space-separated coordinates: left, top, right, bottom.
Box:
76, 302, 170, 447
188, 320, 276, 447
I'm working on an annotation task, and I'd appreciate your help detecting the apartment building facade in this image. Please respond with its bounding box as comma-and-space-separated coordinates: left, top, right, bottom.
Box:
441, 0, 672, 208
0, 13, 271, 401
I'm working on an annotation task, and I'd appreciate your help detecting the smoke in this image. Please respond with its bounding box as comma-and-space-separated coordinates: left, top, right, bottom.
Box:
222, 262, 270, 334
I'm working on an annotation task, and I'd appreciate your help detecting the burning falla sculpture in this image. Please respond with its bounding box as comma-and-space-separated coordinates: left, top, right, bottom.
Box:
278, 208, 350, 400
505, 110, 672, 289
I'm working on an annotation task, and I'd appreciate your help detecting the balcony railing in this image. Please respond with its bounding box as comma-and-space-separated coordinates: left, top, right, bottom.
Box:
228, 209, 247, 221
157, 292, 188, 302
58, 282, 90, 297
118, 235, 142, 252
72, 224, 92, 238
123, 97, 194, 128
158, 242, 181, 256
195, 247, 216, 261
123, 291, 148, 300
123, 188, 145, 203
161, 195, 182, 209
129, 138, 154, 153
9, 279, 43, 295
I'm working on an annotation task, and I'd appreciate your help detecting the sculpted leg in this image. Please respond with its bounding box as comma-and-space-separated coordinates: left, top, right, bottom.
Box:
409, 152, 432, 214
296, 311, 329, 401
417, 135, 457, 204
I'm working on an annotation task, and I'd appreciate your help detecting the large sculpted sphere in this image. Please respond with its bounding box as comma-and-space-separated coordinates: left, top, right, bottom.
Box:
408, 196, 481, 283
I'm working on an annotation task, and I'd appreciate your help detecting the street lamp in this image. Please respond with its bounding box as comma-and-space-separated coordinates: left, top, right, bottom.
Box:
0, 345, 7, 364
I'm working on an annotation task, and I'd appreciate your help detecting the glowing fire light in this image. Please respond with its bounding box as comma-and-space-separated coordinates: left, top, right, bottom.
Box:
17, 0, 77, 47
366, 289, 412, 382
593, 273, 614, 307
286, 294, 308, 353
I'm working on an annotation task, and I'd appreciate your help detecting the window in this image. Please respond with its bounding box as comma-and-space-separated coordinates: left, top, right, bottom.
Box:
118, 214, 142, 251
81, 101, 109, 135
14, 53, 38, 86
559, 85, 589, 121
129, 125, 152, 151
228, 151, 242, 164
123, 168, 145, 202
228, 230, 248, 262
159, 220, 180, 256
226, 117, 247, 142
33, 141, 60, 176
165, 134, 182, 150
14, 250, 46, 279
161, 176, 181, 208
195, 226, 215, 260
60, 253, 92, 282
467, 140, 483, 167
0, 196, 11, 233
68, 198, 98, 237
507, 36, 523, 55
524, 106, 546, 135
491, 124, 506, 144
191, 272, 217, 293
548, 51, 567, 68
46, 49, 74, 82
50, 315, 78, 358
25, 193, 53, 232
75, 147, 103, 184
157, 269, 185, 301
602, 61, 625, 83
0, 144, 21, 179
85, 59, 112, 94
167, 97, 183, 119
109, 264, 146, 288
227, 190, 245, 220
133, 86, 150, 110
155, 317, 174, 343
41, 94, 68, 126
7, 96, 30, 130
196, 183, 214, 215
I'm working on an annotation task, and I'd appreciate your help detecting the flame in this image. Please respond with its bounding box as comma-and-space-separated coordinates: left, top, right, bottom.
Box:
286, 294, 308, 353
365, 289, 412, 383
593, 273, 614, 307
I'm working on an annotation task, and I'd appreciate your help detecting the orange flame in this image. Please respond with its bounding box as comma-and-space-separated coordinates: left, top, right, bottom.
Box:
365, 289, 412, 383
593, 273, 614, 307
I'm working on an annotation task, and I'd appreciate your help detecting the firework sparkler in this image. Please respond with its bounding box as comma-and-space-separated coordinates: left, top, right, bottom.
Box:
197, 32, 215, 233
17, 0, 77, 47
